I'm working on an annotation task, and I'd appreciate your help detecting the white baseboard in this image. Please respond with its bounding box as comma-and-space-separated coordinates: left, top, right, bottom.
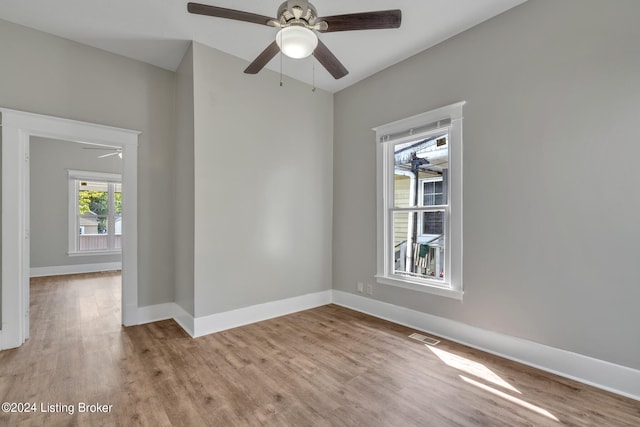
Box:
137, 303, 176, 325
137, 291, 331, 339
172, 304, 195, 337
331, 290, 640, 401
137, 302, 196, 338
30, 262, 122, 277
193, 290, 332, 337
134, 289, 638, 401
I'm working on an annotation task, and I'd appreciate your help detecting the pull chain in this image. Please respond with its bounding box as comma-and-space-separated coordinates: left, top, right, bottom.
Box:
279, 31, 283, 87
312, 53, 316, 92
280, 51, 283, 87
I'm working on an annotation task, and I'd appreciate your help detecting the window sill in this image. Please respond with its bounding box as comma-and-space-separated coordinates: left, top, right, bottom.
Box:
68, 250, 122, 257
375, 275, 463, 300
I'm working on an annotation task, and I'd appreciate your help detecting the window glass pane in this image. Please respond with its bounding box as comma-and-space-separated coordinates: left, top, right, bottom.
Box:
75, 179, 122, 252
78, 181, 109, 216
394, 173, 413, 207
114, 183, 122, 241
394, 135, 448, 208
114, 183, 122, 215
392, 211, 445, 281
422, 211, 444, 235
79, 214, 108, 232
422, 181, 445, 206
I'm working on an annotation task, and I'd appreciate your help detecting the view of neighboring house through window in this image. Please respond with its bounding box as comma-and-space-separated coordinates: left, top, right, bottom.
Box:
375, 101, 464, 299
421, 178, 445, 235
393, 136, 448, 281
68, 171, 122, 255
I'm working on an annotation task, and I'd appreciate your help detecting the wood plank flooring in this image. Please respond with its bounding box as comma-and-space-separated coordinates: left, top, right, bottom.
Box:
1, 272, 638, 426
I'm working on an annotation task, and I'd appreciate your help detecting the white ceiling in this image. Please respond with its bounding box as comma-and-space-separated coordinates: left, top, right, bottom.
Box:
0, 0, 526, 93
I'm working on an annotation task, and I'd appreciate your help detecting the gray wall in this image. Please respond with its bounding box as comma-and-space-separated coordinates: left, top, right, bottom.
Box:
0, 119, 2, 320
191, 43, 333, 317
174, 44, 195, 316
333, 0, 640, 370
30, 137, 122, 268
0, 18, 176, 306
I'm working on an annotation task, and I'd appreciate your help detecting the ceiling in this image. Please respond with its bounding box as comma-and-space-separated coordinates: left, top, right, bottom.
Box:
0, 0, 527, 93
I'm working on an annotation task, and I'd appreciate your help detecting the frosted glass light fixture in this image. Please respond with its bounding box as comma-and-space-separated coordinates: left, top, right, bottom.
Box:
276, 26, 318, 59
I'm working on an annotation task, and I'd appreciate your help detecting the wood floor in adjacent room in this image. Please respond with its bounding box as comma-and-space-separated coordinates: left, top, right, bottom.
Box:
0, 273, 638, 426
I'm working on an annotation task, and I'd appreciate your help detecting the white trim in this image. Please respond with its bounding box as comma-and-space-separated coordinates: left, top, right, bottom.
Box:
172, 304, 196, 337
68, 250, 122, 257
136, 302, 196, 337
68, 177, 77, 254
9, 272, 638, 401
374, 102, 465, 299
375, 275, 464, 300
1, 122, 28, 348
68, 171, 123, 255
68, 170, 122, 182
373, 101, 465, 138
136, 292, 332, 339
331, 290, 640, 401
1, 107, 140, 349
193, 290, 332, 338
137, 303, 177, 325
30, 262, 122, 277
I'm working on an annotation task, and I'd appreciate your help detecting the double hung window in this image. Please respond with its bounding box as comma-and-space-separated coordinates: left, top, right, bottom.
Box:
375, 102, 464, 299
68, 170, 122, 255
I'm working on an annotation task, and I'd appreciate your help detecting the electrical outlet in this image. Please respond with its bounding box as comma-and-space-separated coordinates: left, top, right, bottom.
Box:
357, 282, 364, 293
366, 283, 373, 295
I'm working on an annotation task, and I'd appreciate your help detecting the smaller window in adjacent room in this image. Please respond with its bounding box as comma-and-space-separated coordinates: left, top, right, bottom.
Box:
374, 102, 464, 299
68, 170, 122, 255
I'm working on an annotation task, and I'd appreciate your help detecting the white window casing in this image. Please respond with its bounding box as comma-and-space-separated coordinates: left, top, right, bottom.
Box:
374, 101, 465, 300
68, 169, 122, 256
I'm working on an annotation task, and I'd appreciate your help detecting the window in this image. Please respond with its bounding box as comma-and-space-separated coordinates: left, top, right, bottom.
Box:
374, 102, 464, 299
68, 170, 122, 255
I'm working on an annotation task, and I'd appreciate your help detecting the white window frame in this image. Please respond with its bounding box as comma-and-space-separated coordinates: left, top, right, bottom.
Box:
68, 169, 122, 256
374, 101, 465, 300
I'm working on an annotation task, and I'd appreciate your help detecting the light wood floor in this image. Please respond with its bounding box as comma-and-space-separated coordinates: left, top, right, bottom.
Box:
1, 273, 638, 426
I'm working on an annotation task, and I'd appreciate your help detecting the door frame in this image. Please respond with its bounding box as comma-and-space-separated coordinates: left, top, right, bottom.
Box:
1, 108, 139, 349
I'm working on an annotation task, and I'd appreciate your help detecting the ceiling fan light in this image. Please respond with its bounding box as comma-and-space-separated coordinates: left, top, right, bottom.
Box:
276, 26, 318, 59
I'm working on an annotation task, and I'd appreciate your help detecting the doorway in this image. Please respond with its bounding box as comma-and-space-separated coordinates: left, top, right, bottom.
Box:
1, 108, 139, 349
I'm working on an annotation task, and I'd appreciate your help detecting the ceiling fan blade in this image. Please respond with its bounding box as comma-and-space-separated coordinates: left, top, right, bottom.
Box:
314, 39, 348, 80
317, 10, 401, 33
187, 2, 274, 26
82, 146, 118, 151
244, 41, 280, 74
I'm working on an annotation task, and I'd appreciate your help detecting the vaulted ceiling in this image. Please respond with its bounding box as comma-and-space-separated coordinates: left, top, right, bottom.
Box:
0, 0, 527, 92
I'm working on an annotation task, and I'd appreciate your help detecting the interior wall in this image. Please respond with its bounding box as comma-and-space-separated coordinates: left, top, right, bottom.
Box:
30, 137, 122, 269
191, 43, 333, 317
0, 120, 2, 321
174, 44, 195, 316
0, 18, 176, 307
333, 0, 640, 370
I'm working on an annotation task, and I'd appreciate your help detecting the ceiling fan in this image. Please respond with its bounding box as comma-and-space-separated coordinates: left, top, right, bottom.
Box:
187, 1, 401, 79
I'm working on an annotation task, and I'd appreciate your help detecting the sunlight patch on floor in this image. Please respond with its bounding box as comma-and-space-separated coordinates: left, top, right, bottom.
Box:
427, 345, 520, 393
459, 375, 559, 422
